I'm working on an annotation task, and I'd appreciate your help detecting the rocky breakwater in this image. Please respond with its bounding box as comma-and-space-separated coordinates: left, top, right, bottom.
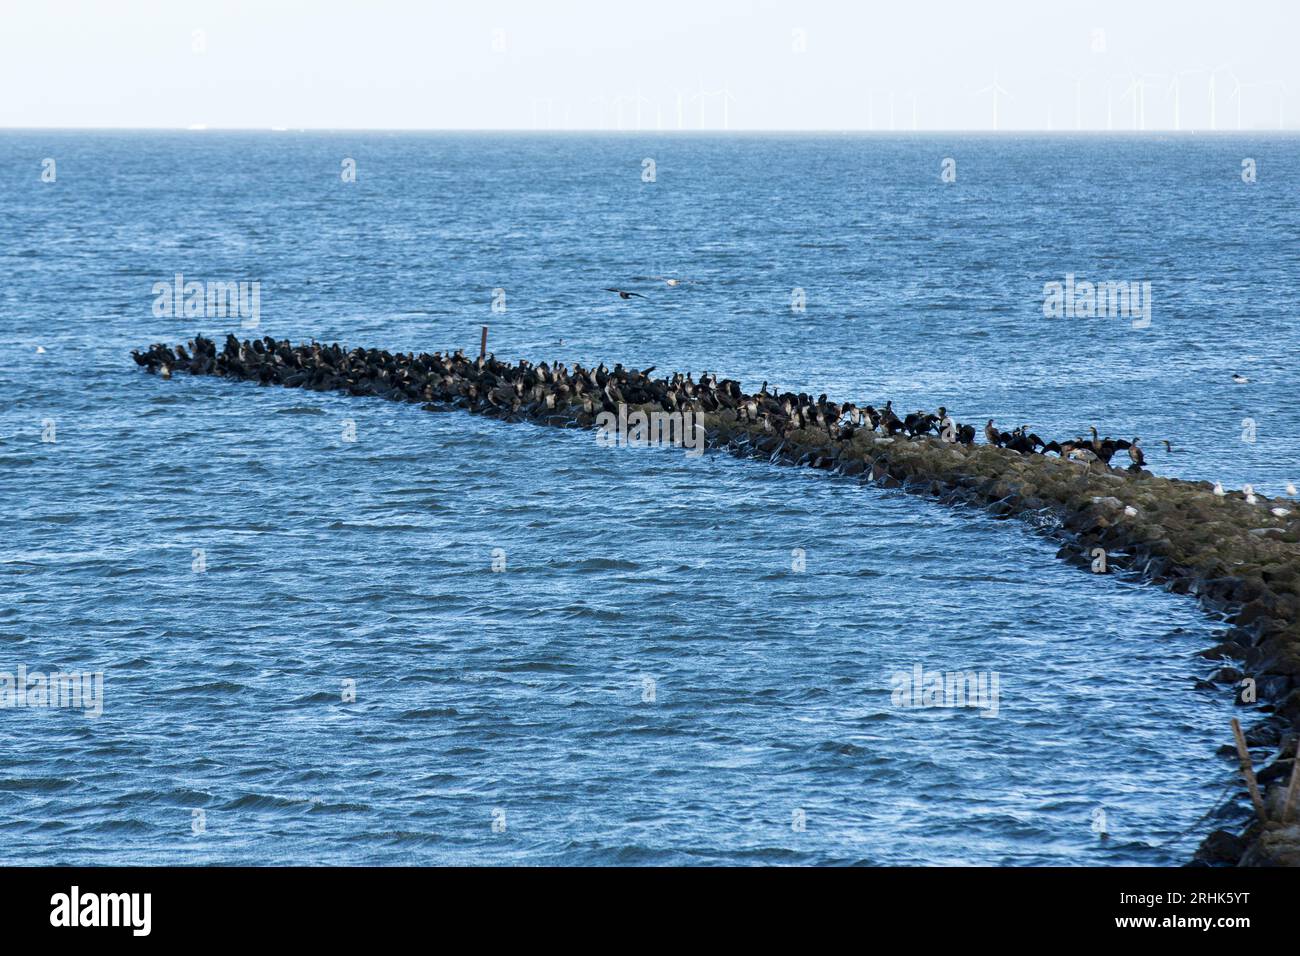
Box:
133, 334, 1300, 865
709, 416, 1300, 865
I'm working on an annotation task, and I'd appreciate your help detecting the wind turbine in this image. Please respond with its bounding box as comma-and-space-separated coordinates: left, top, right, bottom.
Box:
1117, 73, 1140, 129
1139, 73, 1166, 129
1167, 70, 1203, 131
1207, 63, 1232, 130
1057, 71, 1086, 131
633, 86, 651, 130
1224, 68, 1246, 130
718, 85, 735, 129
592, 93, 610, 130
692, 83, 736, 130
613, 87, 653, 130
1115, 72, 1156, 130
530, 98, 554, 130
1236, 77, 1272, 130
974, 76, 1010, 130
1268, 80, 1289, 129
672, 89, 690, 130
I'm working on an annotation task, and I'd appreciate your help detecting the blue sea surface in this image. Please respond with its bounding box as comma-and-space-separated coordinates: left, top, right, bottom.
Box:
0, 131, 1295, 865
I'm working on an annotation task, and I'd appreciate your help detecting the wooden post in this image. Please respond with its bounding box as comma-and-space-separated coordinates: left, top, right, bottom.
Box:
1282, 743, 1300, 824
1231, 718, 1269, 823
480, 325, 488, 360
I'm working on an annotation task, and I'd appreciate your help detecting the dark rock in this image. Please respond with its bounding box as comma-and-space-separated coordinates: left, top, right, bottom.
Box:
1199, 642, 1247, 661
1257, 757, 1295, 784
1193, 829, 1245, 865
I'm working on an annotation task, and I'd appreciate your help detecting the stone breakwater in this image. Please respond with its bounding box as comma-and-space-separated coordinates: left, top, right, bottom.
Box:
133, 334, 1300, 866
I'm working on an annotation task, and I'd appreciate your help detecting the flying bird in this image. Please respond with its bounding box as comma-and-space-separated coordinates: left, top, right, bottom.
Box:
605, 288, 646, 300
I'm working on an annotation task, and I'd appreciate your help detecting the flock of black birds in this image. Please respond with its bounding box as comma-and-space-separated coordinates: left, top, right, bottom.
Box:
982, 421, 1144, 468
131, 333, 1149, 472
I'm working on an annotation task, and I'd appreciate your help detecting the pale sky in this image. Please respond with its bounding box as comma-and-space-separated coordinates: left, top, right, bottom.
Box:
2, 0, 1296, 131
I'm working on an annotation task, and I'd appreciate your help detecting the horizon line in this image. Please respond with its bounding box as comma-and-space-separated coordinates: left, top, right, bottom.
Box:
3, 126, 1298, 135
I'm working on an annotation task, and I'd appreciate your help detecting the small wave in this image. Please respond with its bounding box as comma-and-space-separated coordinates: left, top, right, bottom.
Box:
556, 605, 624, 621
326, 521, 427, 532
305, 801, 372, 814
164, 680, 247, 696
218, 793, 306, 812
293, 691, 339, 704
85, 819, 155, 834
0, 777, 77, 793
815, 740, 871, 757
495, 661, 576, 674
570, 558, 642, 572
358, 830, 444, 846
398, 706, 460, 719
